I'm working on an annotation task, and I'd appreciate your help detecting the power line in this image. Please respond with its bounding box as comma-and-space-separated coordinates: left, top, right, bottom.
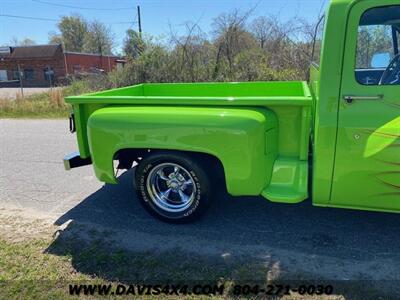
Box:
31, 0, 135, 11
0, 13, 136, 25
126, 12, 138, 31
0, 14, 58, 22
112, 21, 137, 25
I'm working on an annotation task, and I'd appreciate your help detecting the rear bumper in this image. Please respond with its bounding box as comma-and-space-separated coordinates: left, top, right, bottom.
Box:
63, 151, 92, 170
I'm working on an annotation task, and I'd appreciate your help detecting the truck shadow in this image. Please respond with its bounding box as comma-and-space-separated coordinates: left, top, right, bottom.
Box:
46, 169, 400, 295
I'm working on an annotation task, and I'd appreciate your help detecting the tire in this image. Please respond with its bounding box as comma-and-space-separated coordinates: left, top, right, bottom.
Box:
134, 151, 212, 223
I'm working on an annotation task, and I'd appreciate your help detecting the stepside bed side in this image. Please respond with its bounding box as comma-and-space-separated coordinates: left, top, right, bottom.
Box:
87, 106, 278, 196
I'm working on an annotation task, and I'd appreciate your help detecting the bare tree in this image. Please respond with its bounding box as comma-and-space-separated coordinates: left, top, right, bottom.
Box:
169, 21, 212, 81
107, 8, 323, 88
248, 14, 318, 78
212, 9, 257, 80
251, 16, 274, 49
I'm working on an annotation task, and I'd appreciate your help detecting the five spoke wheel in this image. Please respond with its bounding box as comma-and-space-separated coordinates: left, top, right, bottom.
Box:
135, 151, 212, 223
146, 163, 196, 213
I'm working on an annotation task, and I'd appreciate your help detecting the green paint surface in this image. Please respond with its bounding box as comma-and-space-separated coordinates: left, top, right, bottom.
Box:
65, 0, 400, 212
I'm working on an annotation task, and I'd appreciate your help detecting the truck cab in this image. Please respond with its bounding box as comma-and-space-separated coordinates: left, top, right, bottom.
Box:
64, 0, 400, 223
311, 0, 400, 213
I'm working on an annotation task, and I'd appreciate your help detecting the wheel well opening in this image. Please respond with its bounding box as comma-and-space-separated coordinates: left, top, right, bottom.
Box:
114, 148, 226, 185
113, 148, 149, 170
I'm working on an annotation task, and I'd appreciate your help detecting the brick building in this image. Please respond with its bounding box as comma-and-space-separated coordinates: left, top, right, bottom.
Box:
0, 44, 125, 87
64, 51, 125, 75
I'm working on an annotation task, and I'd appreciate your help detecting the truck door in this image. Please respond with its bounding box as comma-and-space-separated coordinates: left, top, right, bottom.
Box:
331, 2, 400, 212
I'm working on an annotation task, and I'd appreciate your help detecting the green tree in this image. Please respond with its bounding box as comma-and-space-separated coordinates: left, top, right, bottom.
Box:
84, 21, 114, 55
19, 38, 37, 46
123, 29, 143, 58
9, 37, 36, 46
48, 31, 63, 45
53, 15, 88, 52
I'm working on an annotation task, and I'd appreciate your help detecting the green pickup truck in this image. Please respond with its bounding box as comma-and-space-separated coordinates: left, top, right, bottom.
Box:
64, 0, 400, 223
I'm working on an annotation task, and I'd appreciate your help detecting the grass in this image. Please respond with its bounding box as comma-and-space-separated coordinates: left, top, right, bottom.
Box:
0, 78, 102, 119
0, 236, 231, 299
0, 239, 86, 299
0, 223, 396, 300
0, 92, 71, 118
0, 89, 71, 119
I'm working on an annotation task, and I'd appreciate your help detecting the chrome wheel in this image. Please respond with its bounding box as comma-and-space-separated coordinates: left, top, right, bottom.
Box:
146, 163, 196, 213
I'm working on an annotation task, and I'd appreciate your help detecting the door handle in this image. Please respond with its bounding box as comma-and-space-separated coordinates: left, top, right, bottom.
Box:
343, 94, 383, 104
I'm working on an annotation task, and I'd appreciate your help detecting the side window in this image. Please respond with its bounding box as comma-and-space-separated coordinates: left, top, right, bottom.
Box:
355, 6, 400, 85
24, 69, 34, 81
312, 15, 325, 67
0, 70, 7, 81
44, 67, 54, 82
12, 70, 20, 80
356, 25, 394, 69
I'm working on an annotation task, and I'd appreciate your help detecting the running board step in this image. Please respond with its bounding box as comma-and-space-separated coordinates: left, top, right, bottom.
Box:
261, 158, 308, 203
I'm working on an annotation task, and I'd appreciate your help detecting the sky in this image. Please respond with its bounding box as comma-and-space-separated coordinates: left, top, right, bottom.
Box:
0, 0, 328, 53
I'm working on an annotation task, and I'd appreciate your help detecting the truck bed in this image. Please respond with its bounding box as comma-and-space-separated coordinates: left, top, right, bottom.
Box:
66, 81, 311, 105
66, 81, 313, 203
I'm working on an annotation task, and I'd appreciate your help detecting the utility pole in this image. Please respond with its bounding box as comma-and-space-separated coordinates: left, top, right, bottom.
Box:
137, 5, 142, 35
17, 62, 24, 98
46, 66, 53, 91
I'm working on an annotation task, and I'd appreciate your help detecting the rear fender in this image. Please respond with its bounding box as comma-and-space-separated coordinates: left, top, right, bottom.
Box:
87, 106, 278, 196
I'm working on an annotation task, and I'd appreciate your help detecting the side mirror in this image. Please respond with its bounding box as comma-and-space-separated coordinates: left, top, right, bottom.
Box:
371, 52, 391, 68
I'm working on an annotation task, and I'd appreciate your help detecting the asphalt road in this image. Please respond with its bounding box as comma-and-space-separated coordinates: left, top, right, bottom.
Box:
1, 119, 400, 282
